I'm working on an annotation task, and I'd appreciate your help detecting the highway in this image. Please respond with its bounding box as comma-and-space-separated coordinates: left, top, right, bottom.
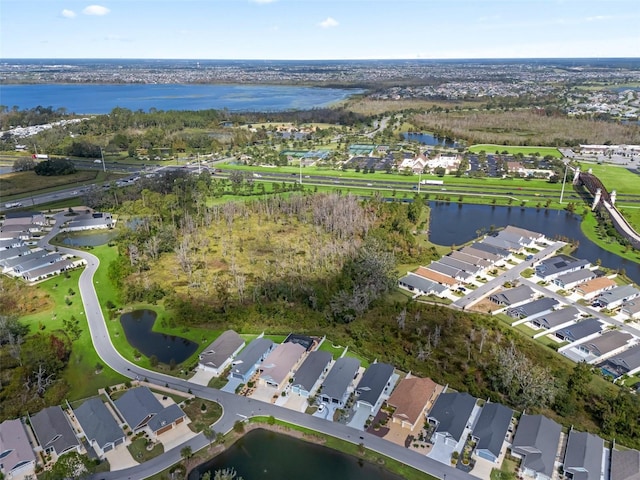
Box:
38, 215, 475, 480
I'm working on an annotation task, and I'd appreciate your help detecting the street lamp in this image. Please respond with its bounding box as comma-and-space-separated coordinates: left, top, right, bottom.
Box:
559, 161, 569, 204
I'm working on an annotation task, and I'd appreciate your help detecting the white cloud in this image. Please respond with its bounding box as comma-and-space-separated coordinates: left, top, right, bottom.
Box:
61, 9, 77, 18
318, 17, 338, 28
83, 5, 110, 16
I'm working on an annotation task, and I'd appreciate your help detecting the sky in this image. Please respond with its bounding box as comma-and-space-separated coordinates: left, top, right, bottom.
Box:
1, 0, 639, 59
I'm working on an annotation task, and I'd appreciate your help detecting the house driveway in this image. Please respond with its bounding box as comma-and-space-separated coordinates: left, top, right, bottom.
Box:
158, 422, 197, 451
428, 434, 456, 465
104, 442, 138, 471
346, 404, 372, 430
221, 377, 242, 393
188, 369, 216, 386
283, 394, 308, 412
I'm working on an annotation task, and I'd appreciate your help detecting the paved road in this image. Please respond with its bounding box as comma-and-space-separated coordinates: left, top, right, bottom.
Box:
42, 216, 474, 480
453, 241, 566, 310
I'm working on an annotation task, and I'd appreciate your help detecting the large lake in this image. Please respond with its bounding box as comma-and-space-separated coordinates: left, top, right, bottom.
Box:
0, 84, 362, 114
189, 429, 401, 480
428, 202, 640, 284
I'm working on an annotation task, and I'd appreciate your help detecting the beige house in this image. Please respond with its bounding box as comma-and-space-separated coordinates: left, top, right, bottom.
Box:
387, 375, 441, 431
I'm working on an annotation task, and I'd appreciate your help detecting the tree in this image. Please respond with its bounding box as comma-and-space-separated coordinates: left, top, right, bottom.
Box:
213, 468, 244, 480
12, 157, 36, 172
40, 452, 96, 480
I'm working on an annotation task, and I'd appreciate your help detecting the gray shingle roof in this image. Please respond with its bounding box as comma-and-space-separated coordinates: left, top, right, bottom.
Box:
399, 274, 447, 295
473, 402, 513, 460
114, 387, 163, 429
611, 448, 640, 480
490, 285, 534, 306
147, 404, 185, 433
563, 430, 604, 480
199, 330, 245, 369
74, 398, 124, 449
30, 406, 79, 455
429, 392, 476, 442
577, 330, 633, 357
555, 269, 596, 286
321, 357, 360, 402
292, 350, 332, 393
532, 307, 580, 329
535, 255, 590, 279
556, 318, 602, 342
0, 419, 36, 474
511, 414, 562, 479
507, 297, 559, 319
596, 285, 640, 306
599, 345, 640, 375
231, 337, 274, 377
439, 256, 481, 274
355, 362, 394, 407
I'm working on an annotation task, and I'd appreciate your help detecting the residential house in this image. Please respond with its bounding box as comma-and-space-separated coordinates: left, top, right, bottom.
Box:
319, 357, 360, 407
413, 266, 457, 288
230, 337, 274, 383
555, 318, 603, 343
610, 447, 640, 480
482, 234, 525, 252
531, 307, 581, 330
30, 406, 80, 457
426, 154, 460, 174
13, 252, 63, 275
511, 414, 562, 480
470, 241, 510, 259
438, 256, 482, 275
449, 250, 492, 268
502, 226, 545, 243
398, 273, 448, 297
472, 402, 514, 463
574, 330, 633, 362
354, 362, 395, 413
598, 345, 640, 379
575, 277, 617, 300
0, 245, 31, 264
621, 300, 640, 320
0, 238, 25, 251
74, 398, 126, 458
427, 392, 477, 447
290, 350, 332, 398
198, 330, 245, 376
554, 269, 596, 289
506, 297, 559, 320
489, 285, 534, 306
461, 245, 502, 263
594, 285, 640, 310
535, 255, 590, 281
387, 375, 441, 431
0, 419, 37, 479
23, 259, 75, 282
426, 261, 473, 283
258, 342, 306, 390
63, 212, 114, 232
113, 387, 186, 438
1, 249, 47, 274
563, 429, 604, 480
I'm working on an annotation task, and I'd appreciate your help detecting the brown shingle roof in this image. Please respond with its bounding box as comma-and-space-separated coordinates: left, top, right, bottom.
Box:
577, 277, 617, 295
414, 267, 457, 286
388, 376, 439, 427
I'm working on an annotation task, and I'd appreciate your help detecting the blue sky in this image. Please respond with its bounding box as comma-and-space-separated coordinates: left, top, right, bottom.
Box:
1, 0, 639, 59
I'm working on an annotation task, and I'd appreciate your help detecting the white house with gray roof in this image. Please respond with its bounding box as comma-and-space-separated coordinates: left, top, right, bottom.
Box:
555, 318, 603, 343
61, 212, 114, 232
29, 406, 80, 458
354, 362, 395, 413
563, 429, 604, 480
74, 398, 126, 458
0, 419, 37, 479
427, 392, 477, 447
553, 269, 596, 289
535, 255, 591, 281
398, 273, 448, 297
574, 330, 634, 363
198, 330, 245, 376
511, 414, 562, 480
291, 350, 332, 398
621, 300, 640, 320
113, 386, 186, 439
597, 344, 640, 379
230, 337, 274, 383
595, 285, 640, 310
531, 307, 581, 331
472, 402, 513, 463
319, 357, 360, 407
490, 285, 534, 307
507, 297, 559, 320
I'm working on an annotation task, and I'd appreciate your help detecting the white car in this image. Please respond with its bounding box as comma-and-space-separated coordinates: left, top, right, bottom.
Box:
318, 403, 326, 413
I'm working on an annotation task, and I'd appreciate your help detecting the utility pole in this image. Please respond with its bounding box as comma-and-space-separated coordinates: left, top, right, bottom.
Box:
100, 147, 106, 173
559, 161, 569, 204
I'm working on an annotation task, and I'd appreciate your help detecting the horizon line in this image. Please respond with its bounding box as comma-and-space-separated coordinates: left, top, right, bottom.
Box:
3, 56, 640, 61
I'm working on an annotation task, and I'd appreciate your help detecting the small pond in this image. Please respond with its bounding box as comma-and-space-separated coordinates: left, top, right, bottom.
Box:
403, 132, 460, 148
59, 230, 119, 247
119, 309, 197, 364
189, 429, 402, 480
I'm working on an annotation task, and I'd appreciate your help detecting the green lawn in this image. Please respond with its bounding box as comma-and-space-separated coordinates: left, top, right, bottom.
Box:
128, 436, 164, 463
491, 457, 519, 480
20, 268, 126, 401
585, 164, 640, 195
468, 144, 562, 158
343, 349, 370, 368
318, 339, 347, 359
182, 398, 223, 433
580, 211, 640, 265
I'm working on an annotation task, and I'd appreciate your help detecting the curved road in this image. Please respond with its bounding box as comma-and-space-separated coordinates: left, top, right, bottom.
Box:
41, 215, 474, 480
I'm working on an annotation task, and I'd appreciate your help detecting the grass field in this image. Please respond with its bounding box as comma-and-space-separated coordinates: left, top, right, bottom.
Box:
580, 211, 640, 265
19, 267, 126, 401
318, 339, 347, 359
582, 164, 640, 195
468, 144, 563, 158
